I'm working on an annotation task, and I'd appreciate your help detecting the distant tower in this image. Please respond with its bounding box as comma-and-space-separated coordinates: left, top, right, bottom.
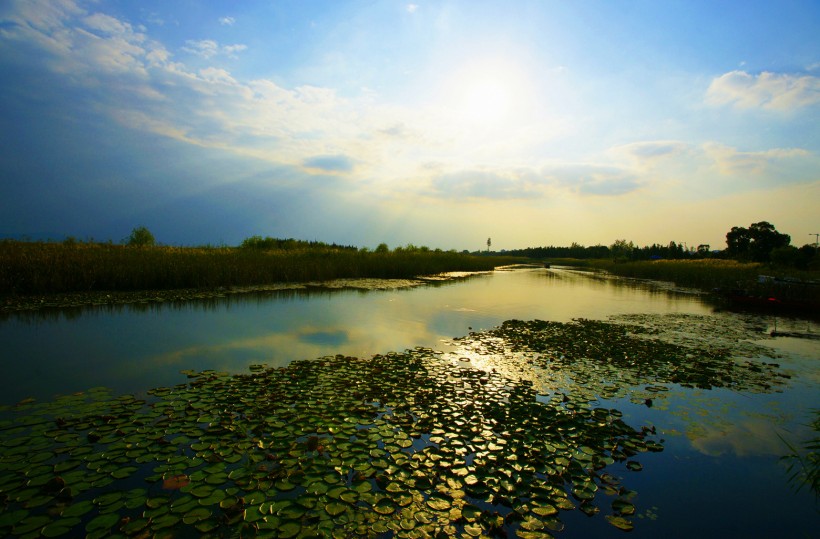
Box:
487, 237, 492, 252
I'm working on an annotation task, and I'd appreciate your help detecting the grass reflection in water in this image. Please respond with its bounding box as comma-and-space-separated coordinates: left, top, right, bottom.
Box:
0, 316, 788, 538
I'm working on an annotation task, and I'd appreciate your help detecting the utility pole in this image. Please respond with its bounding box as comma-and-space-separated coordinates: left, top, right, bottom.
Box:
811, 233, 819, 248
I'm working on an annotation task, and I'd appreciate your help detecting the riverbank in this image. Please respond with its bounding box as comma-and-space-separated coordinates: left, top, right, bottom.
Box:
0, 273, 489, 314
0, 240, 518, 308
548, 258, 820, 313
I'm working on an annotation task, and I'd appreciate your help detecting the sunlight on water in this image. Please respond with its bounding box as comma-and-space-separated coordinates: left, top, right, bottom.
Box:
0, 267, 711, 402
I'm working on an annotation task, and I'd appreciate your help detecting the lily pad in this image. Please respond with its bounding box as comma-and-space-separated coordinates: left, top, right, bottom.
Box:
426, 493, 452, 511
85, 513, 120, 534
605, 515, 634, 531
325, 501, 348, 517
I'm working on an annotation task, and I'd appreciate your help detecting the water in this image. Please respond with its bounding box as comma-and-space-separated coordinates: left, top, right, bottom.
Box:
1, 266, 817, 537
0, 267, 712, 403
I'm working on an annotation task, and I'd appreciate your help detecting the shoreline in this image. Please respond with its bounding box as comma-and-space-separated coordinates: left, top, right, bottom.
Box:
0, 271, 491, 314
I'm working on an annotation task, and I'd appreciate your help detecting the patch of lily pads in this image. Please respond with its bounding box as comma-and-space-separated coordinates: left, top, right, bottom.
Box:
446, 316, 788, 408
0, 316, 787, 537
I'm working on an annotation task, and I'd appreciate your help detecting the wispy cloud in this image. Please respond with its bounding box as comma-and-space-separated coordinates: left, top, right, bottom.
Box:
3, 0, 817, 249
612, 141, 690, 161
303, 155, 356, 173
182, 39, 246, 59
429, 163, 641, 200
706, 70, 820, 111
703, 142, 812, 175
430, 169, 537, 200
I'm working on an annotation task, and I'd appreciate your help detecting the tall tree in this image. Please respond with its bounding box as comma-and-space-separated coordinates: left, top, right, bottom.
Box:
748, 221, 790, 261
725, 221, 790, 262
726, 226, 751, 257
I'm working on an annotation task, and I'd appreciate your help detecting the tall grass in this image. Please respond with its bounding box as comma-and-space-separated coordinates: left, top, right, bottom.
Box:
586, 259, 764, 289
578, 258, 820, 302
0, 241, 516, 295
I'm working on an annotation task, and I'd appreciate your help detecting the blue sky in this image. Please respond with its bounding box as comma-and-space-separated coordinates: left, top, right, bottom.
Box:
1, 0, 818, 250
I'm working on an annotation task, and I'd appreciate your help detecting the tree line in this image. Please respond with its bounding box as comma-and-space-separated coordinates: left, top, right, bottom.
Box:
50, 221, 820, 271
503, 221, 818, 270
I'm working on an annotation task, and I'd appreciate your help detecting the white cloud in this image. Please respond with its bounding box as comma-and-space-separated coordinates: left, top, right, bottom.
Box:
428, 163, 641, 200
223, 44, 247, 57
4, 0, 814, 211
182, 39, 246, 59
706, 70, 820, 111
199, 67, 238, 85
703, 142, 811, 175
83, 12, 135, 37
406, 4, 419, 14
609, 141, 691, 169
218, 16, 236, 26
181, 39, 217, 58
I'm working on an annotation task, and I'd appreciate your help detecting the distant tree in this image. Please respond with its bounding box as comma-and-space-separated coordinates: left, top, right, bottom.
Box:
487, 238, 492, 252
799, 245, 820, 269
726, 221, 790, 262
772, 244, 819, 269
126, 226, 155, 247
610, 239, 634, 260
770, 246, 800, 267
748, 221, 790, 262
696, 244, 711, 257
726, 226, 752, 258
375, 243, 389, 253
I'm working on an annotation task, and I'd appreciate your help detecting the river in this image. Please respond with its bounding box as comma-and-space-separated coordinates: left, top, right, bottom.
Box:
0, 266, 817, 538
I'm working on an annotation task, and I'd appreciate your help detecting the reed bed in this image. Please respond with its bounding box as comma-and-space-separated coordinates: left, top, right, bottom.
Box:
0, 241, 514, 295
582, 258, 820, 302
588, 259, 764, 290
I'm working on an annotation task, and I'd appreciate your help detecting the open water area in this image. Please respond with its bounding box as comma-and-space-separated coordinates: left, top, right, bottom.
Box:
1, 266, 817, 538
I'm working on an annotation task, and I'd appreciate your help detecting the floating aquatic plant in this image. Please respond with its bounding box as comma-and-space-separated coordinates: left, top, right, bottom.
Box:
0, 347, 662, 536
448, 317, 787, 408
0, 317, 788, 537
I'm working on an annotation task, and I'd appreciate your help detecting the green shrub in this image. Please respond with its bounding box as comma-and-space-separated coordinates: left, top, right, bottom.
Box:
126, 226, 155, 247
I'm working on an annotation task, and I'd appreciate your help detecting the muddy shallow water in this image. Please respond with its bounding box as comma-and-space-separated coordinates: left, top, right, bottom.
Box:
0, 266, 817, 538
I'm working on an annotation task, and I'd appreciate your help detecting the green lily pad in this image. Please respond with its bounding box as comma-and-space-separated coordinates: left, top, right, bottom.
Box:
325, 501, 348, 516
426, 493, 451, 511
85, 513, 120, 533
111, 466, 137, 479
121, 518, 149, 534
373, 497, 396, 515
152, 513, 181, 530
13, 515, 52, 535
606, 515, 634, 531
0, 509, 29, 528
612, 499, 636, 516
278, 521, 301, 538
145, 496, 169, 509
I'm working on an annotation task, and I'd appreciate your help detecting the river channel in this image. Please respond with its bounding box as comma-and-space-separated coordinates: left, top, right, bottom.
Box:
0, 266, 817, 538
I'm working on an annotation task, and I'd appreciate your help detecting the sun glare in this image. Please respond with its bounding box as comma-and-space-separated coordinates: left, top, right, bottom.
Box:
438, 57, 530, 129
461, 78, 512, 124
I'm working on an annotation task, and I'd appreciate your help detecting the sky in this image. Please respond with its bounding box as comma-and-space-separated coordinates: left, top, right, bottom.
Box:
1, 0, 818, 251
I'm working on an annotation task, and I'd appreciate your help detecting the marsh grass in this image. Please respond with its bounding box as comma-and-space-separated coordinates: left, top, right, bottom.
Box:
0, 241, 515, 295
581, 259, 820, 303
588, 259, 764, 289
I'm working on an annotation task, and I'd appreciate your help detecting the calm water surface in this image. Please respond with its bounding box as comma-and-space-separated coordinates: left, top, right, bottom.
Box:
1, 266, 817, 538
1, 267, 714, 402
